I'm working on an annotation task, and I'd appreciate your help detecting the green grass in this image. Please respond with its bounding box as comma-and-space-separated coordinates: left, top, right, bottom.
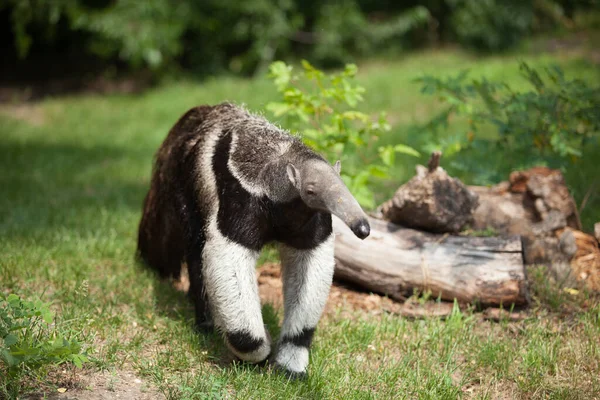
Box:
1, 46, 600, 398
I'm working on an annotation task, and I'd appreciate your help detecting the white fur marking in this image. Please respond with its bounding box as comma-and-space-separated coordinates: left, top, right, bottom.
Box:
278, 234, 335, 338
275, 343, 310, 373
225, 108, 293, 198
228, 131, 267, 197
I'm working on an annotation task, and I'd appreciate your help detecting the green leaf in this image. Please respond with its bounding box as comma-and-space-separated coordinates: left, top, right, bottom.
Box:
1, 348, 16, 367
368, 165, 389, 179
4, 334, 18, 347
7, 294, 19, 305
343, 63, 358, 77
393, 144, 421, 157
71, 354, 83, 368
265, 102, 291, 117
268, 61, 293, 92
42, 309, 53, 324
341, 111, 368, 122
379, 146, 395, 167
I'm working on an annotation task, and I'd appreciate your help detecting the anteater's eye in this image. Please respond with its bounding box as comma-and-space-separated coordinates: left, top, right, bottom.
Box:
306, 188, 315, 196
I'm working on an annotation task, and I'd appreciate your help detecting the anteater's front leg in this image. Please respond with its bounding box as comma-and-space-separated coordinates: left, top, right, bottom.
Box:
275, 235, 335, 378
202, 236, 271, 363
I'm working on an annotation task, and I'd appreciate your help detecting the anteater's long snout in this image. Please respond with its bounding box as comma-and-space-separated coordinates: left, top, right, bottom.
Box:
323, 183, 371, 240
350, 218, 370, 240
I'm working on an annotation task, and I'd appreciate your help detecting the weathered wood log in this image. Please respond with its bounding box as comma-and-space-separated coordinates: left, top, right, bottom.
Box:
595, 223, 600, 243
333, 215, 528, 306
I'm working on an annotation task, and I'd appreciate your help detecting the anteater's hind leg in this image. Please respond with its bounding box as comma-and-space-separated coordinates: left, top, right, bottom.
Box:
186, 243, 213, 332
179, 189, 213, 332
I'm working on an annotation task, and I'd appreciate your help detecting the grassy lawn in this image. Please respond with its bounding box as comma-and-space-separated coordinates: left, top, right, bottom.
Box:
1, 47, 600, 399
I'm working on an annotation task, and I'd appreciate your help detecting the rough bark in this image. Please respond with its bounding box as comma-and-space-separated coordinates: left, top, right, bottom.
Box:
379, 152, 479, 233
564, 227, 600, 291
469, 167, 600, 291
333, 216, 528, 306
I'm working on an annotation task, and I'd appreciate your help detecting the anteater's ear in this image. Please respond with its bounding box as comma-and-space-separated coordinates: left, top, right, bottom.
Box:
286, 163, 301, 190
333, 160, 341, 175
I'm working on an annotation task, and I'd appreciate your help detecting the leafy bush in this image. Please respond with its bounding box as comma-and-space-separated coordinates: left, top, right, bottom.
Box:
181, 0, 303, 76
2, 0, 596, 75
72, 0, 190, 70
2, 0, 78, 59
310, 3, 430, 67
447, 0, 534, 51
3, 0, 189, 70
1, 293, 89, 398
0, 0, 428, 75
417, 62, 599, 161
267, 60, 420, 208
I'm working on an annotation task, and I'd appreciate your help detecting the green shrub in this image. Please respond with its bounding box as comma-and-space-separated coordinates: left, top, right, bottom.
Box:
310, 3, 430, 67
2, 0, 596, 75
1, 293, 90, 398
267, 60, 420, 208
417, 62, 600, 164
0, 0, 428, 75
181, 0, 303, 76
72, 0, 190, 70
3, 0, 189, 70
447, 0, 534, 51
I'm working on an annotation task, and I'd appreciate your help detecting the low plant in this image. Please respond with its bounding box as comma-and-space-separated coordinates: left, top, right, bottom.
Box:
416, 62, 600, 165
1, 293, 90, 398
267, 60, 420, 208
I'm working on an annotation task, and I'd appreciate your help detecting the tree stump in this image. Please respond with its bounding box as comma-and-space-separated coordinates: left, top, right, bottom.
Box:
379, 152, 479, 233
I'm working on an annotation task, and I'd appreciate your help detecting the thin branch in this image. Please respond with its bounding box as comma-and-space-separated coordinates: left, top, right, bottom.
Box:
579, 179, 599, 214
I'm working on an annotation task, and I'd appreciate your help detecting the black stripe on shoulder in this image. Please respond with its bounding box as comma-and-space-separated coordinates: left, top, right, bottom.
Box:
226, 330, 265, 353
212, 130, 270, 250
280, 327, 315, 348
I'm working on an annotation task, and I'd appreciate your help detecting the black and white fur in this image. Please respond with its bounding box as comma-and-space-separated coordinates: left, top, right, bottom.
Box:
137, 102, 370, 377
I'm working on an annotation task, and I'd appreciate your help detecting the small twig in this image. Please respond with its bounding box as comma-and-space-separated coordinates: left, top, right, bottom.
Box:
579, 180, 599, 214
427, 151, 442, 173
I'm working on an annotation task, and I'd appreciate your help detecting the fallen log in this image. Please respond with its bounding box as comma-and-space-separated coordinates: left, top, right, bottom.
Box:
333, 215, 528, 306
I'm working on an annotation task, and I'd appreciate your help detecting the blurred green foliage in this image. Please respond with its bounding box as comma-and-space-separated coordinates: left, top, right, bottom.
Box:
267, 60, 419, 208
3, 0, 597, 76
448, 0, 534, 51
416, 62, 600, 180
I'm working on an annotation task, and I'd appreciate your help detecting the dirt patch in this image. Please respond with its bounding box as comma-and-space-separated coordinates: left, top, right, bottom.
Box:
173, 262, 402, 317
256, 262, 403, 317
24, 369, 164, 400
